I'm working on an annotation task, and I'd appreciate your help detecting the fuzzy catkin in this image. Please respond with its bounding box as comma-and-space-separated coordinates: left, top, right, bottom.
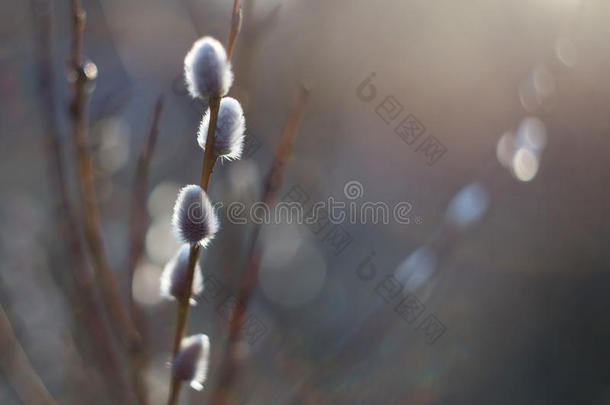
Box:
184, 37, 233, 99
172, 334, 210, 391
197, 97, 245, 160
172, 185, 219, 246
160, 244, 204, 303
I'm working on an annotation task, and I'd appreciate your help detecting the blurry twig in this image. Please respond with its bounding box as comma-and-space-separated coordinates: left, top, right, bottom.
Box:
285, 172, 500, 405
0, 305, 60, 405
128, 96, 164, 296
214, 0, 280, 281
260, 86, 309, 204
31, 0, 87, 302
209, 85, 309, 405
31, 1, 138, 404
126, 96, 164, 405
67, 1, 145, 404
67, 0, 140, 351
226, 0, 243, 61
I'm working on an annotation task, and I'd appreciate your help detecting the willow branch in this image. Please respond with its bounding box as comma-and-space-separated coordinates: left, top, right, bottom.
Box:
165, 242, 201, 405
33, 0, 86, 299
166, 90, 219, 405
68, 0, 140, 350
167, 4, 244, 403
32, 1, 137, 403
226, 0, 242, 61
128, 96, 164, 298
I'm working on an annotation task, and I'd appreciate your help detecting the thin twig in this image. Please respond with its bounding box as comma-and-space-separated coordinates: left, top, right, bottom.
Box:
32, 0, 87, 300
32, 2, 138, 404
209, 86, 309, 405
0, 305, 60, 405
127, 96, 164, 405
31, 1, 97, 399
226, 0, 242, 62
128, 96, 164, 297
67, 0, 140, 350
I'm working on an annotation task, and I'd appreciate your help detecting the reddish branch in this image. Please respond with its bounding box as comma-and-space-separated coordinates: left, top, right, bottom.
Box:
128, 96, 164, 296
127, 96, 164, 405
33, 1, 138, 404
226, 0, 243, 61
67, 0, 140, 350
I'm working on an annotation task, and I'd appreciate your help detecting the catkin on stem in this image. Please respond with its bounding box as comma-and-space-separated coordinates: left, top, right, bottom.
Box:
171, 185, 219, 246
197, 97, 245, 161
184, 37, 233, 99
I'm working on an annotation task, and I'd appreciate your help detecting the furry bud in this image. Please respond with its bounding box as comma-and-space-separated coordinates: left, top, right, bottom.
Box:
197, 97, 245, 160
172, 185, 219, 246
172, 334, 210, 391
184, 37, 233, 99
160, 244, 204, 303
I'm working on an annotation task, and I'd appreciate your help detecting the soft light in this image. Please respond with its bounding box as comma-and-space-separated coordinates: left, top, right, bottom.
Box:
512, 148, 539, 182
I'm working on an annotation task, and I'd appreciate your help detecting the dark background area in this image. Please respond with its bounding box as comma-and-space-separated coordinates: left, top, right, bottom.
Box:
0, 0, 609, 404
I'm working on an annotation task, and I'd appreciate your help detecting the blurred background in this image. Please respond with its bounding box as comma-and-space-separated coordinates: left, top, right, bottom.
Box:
1, 0, 609, 404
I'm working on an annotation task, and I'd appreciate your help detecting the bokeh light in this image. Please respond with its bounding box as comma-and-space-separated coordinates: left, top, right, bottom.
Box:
512, 147, 540, 182
445, 183, 490, 229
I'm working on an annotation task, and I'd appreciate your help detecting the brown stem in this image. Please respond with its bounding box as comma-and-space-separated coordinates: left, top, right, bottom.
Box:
70, 0, 85, 68
31, 1, 138, 403
209, 86, 308, 405
200, 94, 221, 190
166, 242, 200, 405
172, 244, 202, 356
166, 378, 182, 405
68, 0, 140, 350
166, 91, 221, 405
261, 86, 309, 204
226, 0, 242, 62
66, 66, 141, 405
128, 96, 164, 298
